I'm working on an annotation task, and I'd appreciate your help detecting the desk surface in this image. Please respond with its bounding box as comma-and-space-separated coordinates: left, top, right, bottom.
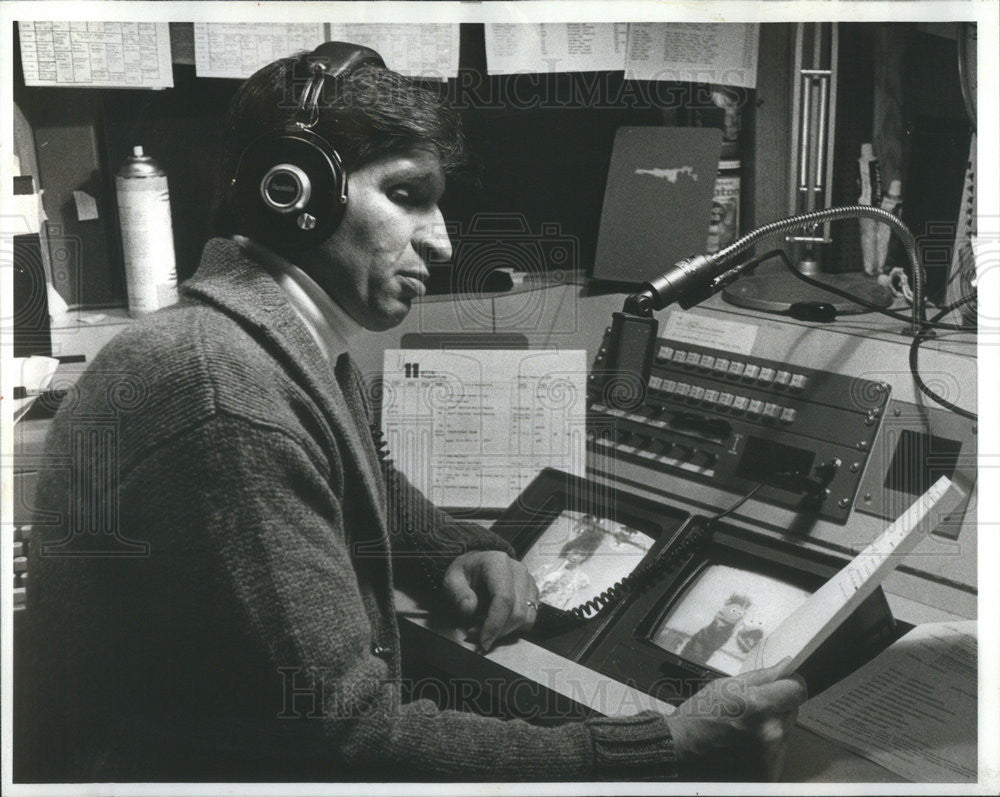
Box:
394, 588, 904, 783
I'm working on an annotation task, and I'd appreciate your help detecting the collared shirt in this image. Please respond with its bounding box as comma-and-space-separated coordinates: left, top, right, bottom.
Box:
232, 235, 365, 365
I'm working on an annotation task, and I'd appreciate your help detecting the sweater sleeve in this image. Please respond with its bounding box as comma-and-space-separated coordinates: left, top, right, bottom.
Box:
383, 463, 515, 591
120, 412, 676, 781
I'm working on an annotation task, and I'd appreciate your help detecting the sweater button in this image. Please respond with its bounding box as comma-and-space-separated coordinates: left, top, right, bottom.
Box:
372, 644, 391, 658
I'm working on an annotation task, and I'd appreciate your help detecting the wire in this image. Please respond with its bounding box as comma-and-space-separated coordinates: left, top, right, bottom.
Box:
908, 302, 978, 422
750, 247, 976, 420
536, 482, 767, 628
758, 248, 972, 333
707, 482, 765, 522
710, 204, 927, 333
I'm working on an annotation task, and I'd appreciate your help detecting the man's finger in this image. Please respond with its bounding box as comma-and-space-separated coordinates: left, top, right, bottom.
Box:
478, 565, 515, 651
442, 566, 479, 617
736, 658, 795, 687
748, 677, 809, 715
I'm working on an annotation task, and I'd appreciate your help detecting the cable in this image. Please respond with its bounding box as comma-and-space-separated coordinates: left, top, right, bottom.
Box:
710, 204, 927, 334
534, 483, 766, 631
908, 302, 978, 422
757, 249, 972, 333
751, 246, 976, 420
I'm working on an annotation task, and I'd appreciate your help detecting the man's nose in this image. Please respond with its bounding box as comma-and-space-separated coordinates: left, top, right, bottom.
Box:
415, 207, 453, 264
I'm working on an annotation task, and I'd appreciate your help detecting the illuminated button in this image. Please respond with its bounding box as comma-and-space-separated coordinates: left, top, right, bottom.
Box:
713, 357, 731, 375
674, 382, 691, 398
774, 370, 792, 387
758, 367, 776, 385
662, 379, 677, 394
672, 350, 688, 365
656, 345, 675, 363
790, 373, 809, 391
685, 351, 701, 367
728, 361, 746, 378
649, 376, 664, 391
689, 386, 706, 402
780, 407, 797, 423
762, 402, 781, 420
717, 392, 735, 408
746, 399, 764, 417
14, 556, 27, 573
743, 364, 761, 380
703, 389, 720, 404
731, 395, 750, 412
699, 354, 716, 370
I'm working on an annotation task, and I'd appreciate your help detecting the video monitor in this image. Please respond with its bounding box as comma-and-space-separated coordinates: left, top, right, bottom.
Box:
491, 468, 690, 660
521, 510, 655, 611
580, 520, 899, 705
648, 563, 810, 675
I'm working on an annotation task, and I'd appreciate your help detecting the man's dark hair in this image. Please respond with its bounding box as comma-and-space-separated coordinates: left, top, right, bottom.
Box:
214, 50, 466, 238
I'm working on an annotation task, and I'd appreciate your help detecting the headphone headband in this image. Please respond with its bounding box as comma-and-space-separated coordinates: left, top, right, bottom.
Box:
293, 43, 386, 130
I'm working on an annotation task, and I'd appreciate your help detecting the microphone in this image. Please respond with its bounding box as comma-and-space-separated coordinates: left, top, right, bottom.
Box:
643, 253, 722, 310
603, 251, 728, 410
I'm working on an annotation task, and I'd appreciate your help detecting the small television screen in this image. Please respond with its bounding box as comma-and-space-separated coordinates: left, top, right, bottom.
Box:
522, 510, 655, 611
648, 563, 810, 675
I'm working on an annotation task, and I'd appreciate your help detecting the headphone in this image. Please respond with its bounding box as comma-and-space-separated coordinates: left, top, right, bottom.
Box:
231, 41, 386, 250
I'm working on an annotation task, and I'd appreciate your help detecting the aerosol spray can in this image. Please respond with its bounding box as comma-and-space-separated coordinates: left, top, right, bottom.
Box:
115, 146, 179, 316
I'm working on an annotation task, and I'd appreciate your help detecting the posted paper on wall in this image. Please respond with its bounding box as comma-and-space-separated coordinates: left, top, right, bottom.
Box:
381, 349, 587, 509
193, 23, 325, 78
798, 621, 977, 783
485, 23, 628, 74
328, 24, 460, 80
625, 23, 759, 88
19, 21, 173, 88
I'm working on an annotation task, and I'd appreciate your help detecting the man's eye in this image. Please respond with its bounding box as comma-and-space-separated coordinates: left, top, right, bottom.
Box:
389, 186, 418, 205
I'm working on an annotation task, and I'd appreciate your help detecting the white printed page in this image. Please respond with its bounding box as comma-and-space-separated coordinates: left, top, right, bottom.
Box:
19, 21, 173, 88
193, 23, 325, 78
741, 476, 962, 675
625, 23, 759, 88
381, 349, 587, 510
798, 621, 977, 782
485, 23, 628, 74
327, 24, 460, 80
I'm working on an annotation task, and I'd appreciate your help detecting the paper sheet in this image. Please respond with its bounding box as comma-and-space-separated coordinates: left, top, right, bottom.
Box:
625, 23, 759, 88
18, 21, 173, 88
381, 349, 586, 509
798, 621, 977, 783
13, 356, 61, 424
193, 23, 325, 79
485, 23, 628, 74
328, 24, 460, 80
741, 476, 963, 674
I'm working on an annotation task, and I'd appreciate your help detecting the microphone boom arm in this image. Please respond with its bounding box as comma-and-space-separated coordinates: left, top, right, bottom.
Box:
625, 204, 924, 335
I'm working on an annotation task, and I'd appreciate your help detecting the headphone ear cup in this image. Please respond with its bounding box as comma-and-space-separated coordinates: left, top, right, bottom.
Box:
232, 131, 347, 250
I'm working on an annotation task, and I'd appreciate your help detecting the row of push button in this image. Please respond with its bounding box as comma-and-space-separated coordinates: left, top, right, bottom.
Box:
655, 346, 808, 391
646, 377, 797, 423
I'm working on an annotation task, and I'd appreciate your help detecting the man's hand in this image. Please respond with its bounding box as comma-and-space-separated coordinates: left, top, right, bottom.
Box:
443, 551, 540, 652
665, 661, 807, 781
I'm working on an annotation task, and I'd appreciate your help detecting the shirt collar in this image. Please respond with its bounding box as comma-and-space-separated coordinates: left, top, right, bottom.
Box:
233, 235, 365, 364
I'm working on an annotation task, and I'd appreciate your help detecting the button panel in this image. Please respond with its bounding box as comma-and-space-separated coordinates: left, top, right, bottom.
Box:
590, 333, 892, 524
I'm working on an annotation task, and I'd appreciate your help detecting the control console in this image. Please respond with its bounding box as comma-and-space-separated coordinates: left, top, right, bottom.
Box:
587, 330, 892, 523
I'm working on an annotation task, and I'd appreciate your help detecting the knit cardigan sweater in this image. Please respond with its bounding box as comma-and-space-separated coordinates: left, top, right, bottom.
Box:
25, 237, 677, 782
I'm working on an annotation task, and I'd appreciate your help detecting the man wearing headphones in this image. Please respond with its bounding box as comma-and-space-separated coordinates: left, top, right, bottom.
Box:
26, 43, 806, 782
